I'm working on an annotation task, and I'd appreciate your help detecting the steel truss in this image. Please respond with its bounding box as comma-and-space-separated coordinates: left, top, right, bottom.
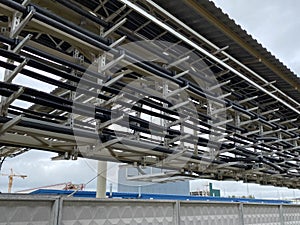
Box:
0, 0, 300, 188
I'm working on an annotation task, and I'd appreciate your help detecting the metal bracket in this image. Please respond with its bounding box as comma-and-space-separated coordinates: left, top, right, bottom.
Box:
98, 52, 125, 73
208, 80, 230, 91
165, 86, 188, 98
169, 100, 190, 110
95, 135, 135, 151
12, 34, 33, 53
262, 129, 281, 135
212, 45, 229, 55
285, 127, 298, 132
262, 80, 276, 87
261, 108, 279, 116
165, 56, 190, 69
1, 87, 24, 114
98, 115, 125, 129
216, 92, 231, 99
173, 70, 189, 79
248, 106, 259, 112
159, 148, 189, 164
51, 152, 70, 161
105, 5, 127, 22
210, 106, 232, 116
238, 96, 258, 104
101, 93, 124, 107
239, 118, 259, 126
31, 136, 49, 146
268, 118, 280, 123
96, 138, 121, 151
5, 59, 29, 83
103, 73, 125, 87
10, 9, 35, 38
215, 69, 230, 78
167, 116, 190, 128
280, 118, 297, 125
103, 18, 127, 37
211, 119, 233, 127
242, 129, 260, 136
109, 36, 127, 48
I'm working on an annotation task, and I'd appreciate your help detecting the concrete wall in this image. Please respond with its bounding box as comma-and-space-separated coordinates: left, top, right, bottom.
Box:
1, 195, 300, 225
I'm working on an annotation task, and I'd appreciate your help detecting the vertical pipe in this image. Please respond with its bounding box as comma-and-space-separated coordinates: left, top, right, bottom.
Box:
96, 26, 107, 199
96, 160, 107, 198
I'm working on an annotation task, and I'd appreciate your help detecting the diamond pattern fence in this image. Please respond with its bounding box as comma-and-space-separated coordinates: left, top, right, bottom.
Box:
1, 196, 300, 225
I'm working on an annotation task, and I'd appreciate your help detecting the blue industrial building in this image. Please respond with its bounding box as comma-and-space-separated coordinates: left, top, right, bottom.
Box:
29, 189, 291, 205
118, 166, 190, 195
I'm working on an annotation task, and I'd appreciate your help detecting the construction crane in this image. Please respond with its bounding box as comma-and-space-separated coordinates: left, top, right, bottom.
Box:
0, 168, 27, 193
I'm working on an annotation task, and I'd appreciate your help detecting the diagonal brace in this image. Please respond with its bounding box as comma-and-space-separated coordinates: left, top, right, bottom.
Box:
0, 115, 23, 135
1, 87, 24, 112
10, 9, 35, 38
5, 59, 29, 83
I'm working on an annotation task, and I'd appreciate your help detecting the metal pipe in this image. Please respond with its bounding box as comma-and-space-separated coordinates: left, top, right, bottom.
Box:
0, 2, 297, 159
144, 0, 300, 113
30, 4, 112, 46
119, 0, 300, 117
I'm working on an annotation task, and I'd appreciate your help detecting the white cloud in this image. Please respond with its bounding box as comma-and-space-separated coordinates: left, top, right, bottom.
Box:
211, 0, 300, 75
0, 150, 119, 193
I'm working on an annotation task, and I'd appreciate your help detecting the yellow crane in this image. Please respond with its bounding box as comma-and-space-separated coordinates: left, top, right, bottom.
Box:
0, 168, 27, 193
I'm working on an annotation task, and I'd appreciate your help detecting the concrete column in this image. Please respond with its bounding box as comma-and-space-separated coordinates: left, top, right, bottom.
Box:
96, 160, 107, 198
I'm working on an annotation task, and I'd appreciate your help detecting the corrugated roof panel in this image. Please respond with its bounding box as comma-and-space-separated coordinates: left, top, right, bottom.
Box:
153, 0, 300, 103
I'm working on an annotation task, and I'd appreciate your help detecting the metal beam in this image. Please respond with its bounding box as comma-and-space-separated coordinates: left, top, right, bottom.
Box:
165, 56, 190, 69
109, 35, 127, 48
139, 0, 300, 114
169, 100, 190, 110
165, 86, 188, 98
105, 5, 127, 22
208, 80, 230, 91
211, 119, 233, 127
12, 34, 33, 53
173, 70, 189, 79
1, 87, 24, 113
101, 93, 125, 107
0, 115, 23, 135
5, 59, 28, 83
210, 106, 232, 116
239, 96, 258, 104
103, 73, 125, 87
103, 18, 127, 37
167, 116, 190, 128
98, 115, 125, 129
98, 52, 126, 73
10, 9, 34, 38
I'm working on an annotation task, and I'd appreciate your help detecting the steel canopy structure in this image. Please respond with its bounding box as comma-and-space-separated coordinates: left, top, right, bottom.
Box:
0, 0, 300, 188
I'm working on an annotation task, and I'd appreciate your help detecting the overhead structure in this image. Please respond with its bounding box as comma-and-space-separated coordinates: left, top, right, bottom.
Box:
0, 0, 300, 188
